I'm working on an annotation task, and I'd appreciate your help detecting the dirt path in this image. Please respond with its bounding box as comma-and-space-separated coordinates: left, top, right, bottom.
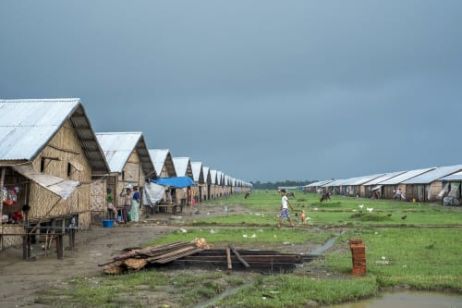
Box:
0, 224, 174, 308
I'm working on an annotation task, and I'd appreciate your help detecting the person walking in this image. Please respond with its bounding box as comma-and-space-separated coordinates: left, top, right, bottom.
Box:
278, 189, 295, 228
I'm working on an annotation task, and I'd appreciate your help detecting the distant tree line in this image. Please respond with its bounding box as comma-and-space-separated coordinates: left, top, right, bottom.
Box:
250, 180, 316, 190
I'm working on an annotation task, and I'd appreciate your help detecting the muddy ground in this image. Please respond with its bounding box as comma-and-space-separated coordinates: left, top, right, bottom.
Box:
0, 203, 331, 307
0, 203, 249, 307
0, 224, 176, 307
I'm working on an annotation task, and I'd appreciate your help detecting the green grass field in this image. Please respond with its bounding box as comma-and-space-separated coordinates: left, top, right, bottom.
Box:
37, 190, 462, 307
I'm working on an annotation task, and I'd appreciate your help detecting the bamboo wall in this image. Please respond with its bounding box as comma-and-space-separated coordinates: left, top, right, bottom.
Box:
29, 120, 93, 228
90, 178, 107, 223
1, 225, 24, 248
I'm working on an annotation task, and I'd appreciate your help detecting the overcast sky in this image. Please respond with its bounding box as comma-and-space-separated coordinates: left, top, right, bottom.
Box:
1, 1, 462, 182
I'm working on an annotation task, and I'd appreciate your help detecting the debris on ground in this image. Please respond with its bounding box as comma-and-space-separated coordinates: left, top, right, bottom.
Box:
99, 239, 318, 274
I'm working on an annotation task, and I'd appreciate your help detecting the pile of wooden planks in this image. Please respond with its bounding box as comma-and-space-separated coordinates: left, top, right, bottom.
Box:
100, 240, 206, 274
100, 240, 317, 274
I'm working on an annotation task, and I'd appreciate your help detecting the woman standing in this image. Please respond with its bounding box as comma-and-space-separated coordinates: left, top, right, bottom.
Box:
130, 186, 141, 222
120, 186, 132, 223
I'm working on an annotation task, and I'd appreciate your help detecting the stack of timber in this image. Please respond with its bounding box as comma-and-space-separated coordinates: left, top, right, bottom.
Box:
100, 240, 208, 274
101, 241, 317, 274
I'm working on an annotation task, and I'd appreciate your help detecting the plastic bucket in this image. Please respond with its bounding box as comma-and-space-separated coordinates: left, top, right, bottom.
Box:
102, 219, 114, 228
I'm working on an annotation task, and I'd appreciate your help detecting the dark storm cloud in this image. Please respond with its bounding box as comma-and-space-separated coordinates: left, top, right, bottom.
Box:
1, 1, 462, 181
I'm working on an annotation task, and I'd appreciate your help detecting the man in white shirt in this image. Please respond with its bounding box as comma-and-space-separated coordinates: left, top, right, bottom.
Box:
278, 189, 295, 228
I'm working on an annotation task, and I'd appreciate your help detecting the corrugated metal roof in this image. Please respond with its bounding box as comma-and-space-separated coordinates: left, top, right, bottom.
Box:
346, 174, 385, 186
203, 166, 211, 184
0, 98, 108, 173
96, 132, 155, 176
402, 165, 462, 184
324, 179, 346, 187
191, 161, 204, 183
217, 171, 224, 185
379, 167, 435, 185
441, 170, 462, 181
363, 171, 407, 186
149, 149, 169, 175
305, 180, 333, 188
173, 157, 192, 178
210, 169, 218, 185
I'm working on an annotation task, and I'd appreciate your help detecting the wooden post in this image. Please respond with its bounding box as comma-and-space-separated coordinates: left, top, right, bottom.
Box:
226, 247, 232, 271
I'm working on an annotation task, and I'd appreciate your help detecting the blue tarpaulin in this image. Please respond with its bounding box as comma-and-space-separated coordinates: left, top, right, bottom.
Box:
153, 176, 195, 188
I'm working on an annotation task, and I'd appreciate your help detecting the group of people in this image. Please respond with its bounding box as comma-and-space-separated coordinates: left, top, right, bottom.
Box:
106, 185, 141, 223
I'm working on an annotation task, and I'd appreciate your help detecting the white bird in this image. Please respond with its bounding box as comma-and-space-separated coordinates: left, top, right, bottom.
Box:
352, 209, 358, 212
359, 204, 364, 209
314, 208, 319, 211
251, 233, 257, 238
381, 256, 386, 260
179, 228, 188, 233
366, 208, 374, 213
242, 234, 248, 238
210, 229, 217, 234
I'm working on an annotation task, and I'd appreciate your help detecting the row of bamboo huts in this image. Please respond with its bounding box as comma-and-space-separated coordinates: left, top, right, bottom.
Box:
0, 99, 252, 248
305, 164, 462, 204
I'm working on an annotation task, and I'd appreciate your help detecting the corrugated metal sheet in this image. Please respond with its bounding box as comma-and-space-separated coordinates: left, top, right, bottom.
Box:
217, 171, 224, 185
96, 132, 142, 173
347, 174, 385, 186
0, 99, 79, 160
96, 132, 154, 177
363, 171, 407, 186
305, 180, 333, 188
0, 98, 109, 173
13, 164, 79, 200
191, 161, 204, 183
203, 166, 211, 184
402, 165, 462, 184
379, 167, 435, 185
149, 149, 169, 175
210, 169, 218, 185
173, 157, 192, 177
324, 179, 346, 187
441, 170, 462, 181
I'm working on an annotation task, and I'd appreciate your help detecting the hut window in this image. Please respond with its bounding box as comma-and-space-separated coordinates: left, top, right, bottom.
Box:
122, 171, 125, 181
67, 162, 72, 177
40, 158, 46, 172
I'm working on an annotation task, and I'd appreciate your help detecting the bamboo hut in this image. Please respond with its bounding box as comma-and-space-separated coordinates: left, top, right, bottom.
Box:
379, 167, 435, 200
323, 179, 346, 195
401, 165, 462, 202
441, 171, 462, 205
362, 171, 406, 198
342, 174, 384, 197
191, 162, 204, 202
172, 157, 194, 206
224, 175, 231, 196
0, 99, 109, 248
209, 170, 218, 199
95, 132, 155, 220
202, 166, 211, 200
216, 171, 224, 197
149, 149, 176, 178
